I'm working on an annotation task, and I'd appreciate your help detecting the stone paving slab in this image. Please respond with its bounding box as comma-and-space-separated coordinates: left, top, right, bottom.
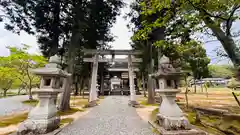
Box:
57, 96, 157, 135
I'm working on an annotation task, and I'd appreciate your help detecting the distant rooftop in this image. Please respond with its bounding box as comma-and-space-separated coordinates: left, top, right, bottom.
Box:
202, 78, 227, 81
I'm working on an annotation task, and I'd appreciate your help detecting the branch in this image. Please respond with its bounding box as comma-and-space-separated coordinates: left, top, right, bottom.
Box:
18, 77, 28, 85
0, 14, 10, 21
203, 29, 216, 37
226, 4, 240, 36
6, 80, 13, 90
187, 0, 228, 21
0, 14, 8, 18
204, 39, 218, 44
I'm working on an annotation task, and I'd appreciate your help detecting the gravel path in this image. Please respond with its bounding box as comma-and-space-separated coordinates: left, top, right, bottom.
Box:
58, 96, 156, 135
0, 95, 32, 116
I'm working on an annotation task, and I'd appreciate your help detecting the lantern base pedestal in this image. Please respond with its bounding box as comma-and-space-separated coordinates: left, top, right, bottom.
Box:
85, 100, 98, 108
157, 113, 191, 130
128, 100, 140, 107
149, 120, 207, 135
17, 90, 61, 135
17, 116, 60, 135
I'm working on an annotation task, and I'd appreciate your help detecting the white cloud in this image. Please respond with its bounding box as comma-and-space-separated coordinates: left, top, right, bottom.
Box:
110, 0, 133, 50
0, 23, 39, 56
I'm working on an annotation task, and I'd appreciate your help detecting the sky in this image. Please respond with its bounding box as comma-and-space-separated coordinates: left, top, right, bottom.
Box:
0, 0, 232, 64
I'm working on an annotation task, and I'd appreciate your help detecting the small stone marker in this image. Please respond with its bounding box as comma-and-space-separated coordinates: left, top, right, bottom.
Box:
17, 55, 70, 135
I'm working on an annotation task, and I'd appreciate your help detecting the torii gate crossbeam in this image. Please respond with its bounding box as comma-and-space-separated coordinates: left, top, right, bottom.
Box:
83, 58, 142, 63
83, 49, 142, 55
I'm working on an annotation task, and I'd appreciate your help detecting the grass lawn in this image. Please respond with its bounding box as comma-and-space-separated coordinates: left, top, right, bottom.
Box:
137, 96, 159, 107
0, 94, 102, 132
71, 97, 89, 107
150, 108, 158, 122
178, 103, 240, 135
149, 104, 240, 134
0, 107, 83, 128
60, 118, 74, 126
0, 112, 28, 127
22, 99, 39, 106
57, 108, 85, 116
0, 91, 26, 98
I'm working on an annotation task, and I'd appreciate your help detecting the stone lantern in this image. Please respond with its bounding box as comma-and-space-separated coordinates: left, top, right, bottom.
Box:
151, 55, 206, 134
17, 55, 70, 135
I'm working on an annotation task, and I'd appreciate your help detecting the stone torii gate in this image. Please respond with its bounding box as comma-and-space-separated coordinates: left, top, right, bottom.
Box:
83, 49, 142, 107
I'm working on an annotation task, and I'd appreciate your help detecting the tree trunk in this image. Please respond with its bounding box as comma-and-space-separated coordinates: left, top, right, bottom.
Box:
60, 0, 84, 111
142, 73, 146, 97
100, 65, 104, 96
81, 77, 85, 95
153, 78, 157, 96
60, 75, 71, 111
18, 88, 22, 95
27, 76, 33, 100
74, 82, 78, 96
184, 76, 189, 108
88, 73, 92, 101
147, 41, 155, 104
82, 79, 85, 98
202, 12, 240, 69
28, 82, 33, 100
60, 32, 79, 111
194, 79, 197, 93
82, 77, 88, 98
18, 84, 23, 95
200, 84, 203, 93
3, 89, 7, 97
29, 89, 33, 100
147, 76, 155, 104
48, 0, 60, 58
18, 83, 26, 95
74, 76, 79, 96
79, 77, 83, 96
205, 85, 208, 98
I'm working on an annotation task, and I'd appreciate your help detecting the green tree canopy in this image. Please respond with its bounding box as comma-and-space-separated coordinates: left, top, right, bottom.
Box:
0, 66, 18, 97
208, 65, 234, 78
0, 0, 124, 58
133, 0, 240, 69
0, 45, 47, 99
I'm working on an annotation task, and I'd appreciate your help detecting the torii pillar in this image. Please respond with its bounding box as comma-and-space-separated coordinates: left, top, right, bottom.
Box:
88, 54, 99, 107
128, 54, 139, 107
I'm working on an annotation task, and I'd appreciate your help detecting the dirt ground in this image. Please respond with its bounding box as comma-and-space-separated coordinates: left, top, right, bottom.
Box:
136, 87, 240, 120
136, 87, 240, 134
177, 87, 240, 113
